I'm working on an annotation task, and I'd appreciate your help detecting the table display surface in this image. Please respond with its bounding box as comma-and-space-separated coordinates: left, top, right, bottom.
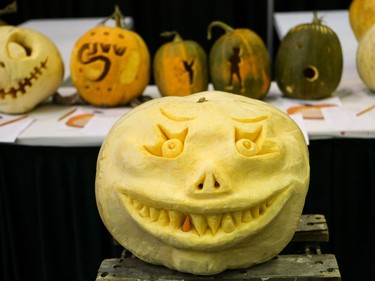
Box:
0, 11, 372, 146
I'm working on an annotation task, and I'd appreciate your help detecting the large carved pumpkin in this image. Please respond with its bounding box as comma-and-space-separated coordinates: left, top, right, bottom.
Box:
0, 25, 64, 114
207, 21, 271, 99
153, 31, 208, 96
70, 7, 150, 107
96, 91, 310, 275
275, 12, 343, 100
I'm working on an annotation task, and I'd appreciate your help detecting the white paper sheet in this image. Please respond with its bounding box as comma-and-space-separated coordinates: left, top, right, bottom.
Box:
282, 97, 343, 120
0, 114, 34, 143
58, 106, 131, 132
321, 107, 375, 131
289, 113, 309, 145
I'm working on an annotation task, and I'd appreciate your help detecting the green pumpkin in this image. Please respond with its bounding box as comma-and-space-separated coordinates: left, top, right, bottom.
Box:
207, 21, 271, 99
153, 31, 208, 96
275, 12, 343, 100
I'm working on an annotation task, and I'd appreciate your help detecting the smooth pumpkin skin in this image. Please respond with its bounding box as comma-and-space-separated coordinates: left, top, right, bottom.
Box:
153, 32, 208, 96
208, 22, 271, 100
349, 0, 375, 41
275, 14, 343, 100
70, 25, 150, 107
356, 23, 375, 90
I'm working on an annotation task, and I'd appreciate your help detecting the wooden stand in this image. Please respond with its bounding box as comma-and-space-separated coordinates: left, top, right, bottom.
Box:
96, 214, 341, 280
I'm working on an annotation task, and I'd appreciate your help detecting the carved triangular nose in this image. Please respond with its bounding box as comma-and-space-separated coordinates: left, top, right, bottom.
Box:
194, 171, 222, 193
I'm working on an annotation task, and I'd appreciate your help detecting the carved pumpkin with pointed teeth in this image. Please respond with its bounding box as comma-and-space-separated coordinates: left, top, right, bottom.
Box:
95, 91, 310, 275
0, 26, 64, 114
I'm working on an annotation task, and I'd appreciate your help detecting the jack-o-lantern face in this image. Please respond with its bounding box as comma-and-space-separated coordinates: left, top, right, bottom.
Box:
70, 26, 150, 107
0, 26, 64, 114
96, 91, 310, 275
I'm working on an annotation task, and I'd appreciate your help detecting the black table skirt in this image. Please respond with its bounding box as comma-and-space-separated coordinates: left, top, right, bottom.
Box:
1, 139, 374, 281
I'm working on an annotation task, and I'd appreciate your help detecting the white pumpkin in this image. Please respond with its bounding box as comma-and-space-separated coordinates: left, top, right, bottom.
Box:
357, 22, 375, 90
0, 26, 64, 114
96, 91, 310, 275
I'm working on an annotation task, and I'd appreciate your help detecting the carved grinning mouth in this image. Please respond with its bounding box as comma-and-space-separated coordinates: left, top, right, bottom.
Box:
0, 58, 48, 100
120, 193, 278, 238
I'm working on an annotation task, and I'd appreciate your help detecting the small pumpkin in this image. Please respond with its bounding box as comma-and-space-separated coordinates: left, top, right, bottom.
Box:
207, 21, 271, 99
0, 25, 64, 114
96, 91, 310, 275
70, 6, 150, 107
349, 0, 375, 41
275, 12, 343, 100
153, 31, 208, 96
356, 22, 375, 90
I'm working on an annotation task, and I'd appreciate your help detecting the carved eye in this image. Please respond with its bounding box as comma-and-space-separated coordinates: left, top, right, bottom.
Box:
144, 125, 188, 158
161, 139, 184, 158
236, 139, 259, 157
235, 126, 264, 157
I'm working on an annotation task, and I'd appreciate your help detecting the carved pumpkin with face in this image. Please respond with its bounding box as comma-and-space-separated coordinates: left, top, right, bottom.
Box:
70, 25, 150, 107
96, 91, 310, 275
0, 26, 64, 114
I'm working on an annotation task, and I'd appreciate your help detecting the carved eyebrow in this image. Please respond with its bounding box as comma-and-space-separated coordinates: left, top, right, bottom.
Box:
231, 115, 269, 123
160, 108, 195, 122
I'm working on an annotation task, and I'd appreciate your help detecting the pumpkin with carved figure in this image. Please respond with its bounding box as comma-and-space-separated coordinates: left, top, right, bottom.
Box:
95, 91, 310, 275
0, 25, 64, 114
153, 31, 208, 96
207, 21, 271, 99
275, 12, 343, 100
70, 6, 150, 107
349, 0, 375, 41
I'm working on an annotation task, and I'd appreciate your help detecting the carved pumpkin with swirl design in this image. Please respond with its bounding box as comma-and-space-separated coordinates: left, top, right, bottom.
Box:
70, 9, 150, 107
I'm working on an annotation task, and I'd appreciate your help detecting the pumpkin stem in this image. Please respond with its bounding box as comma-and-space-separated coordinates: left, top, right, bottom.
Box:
160, 31, 183, 42
312, 11, 324, 25
98, 5, 127, 28
207, 21, 234, 40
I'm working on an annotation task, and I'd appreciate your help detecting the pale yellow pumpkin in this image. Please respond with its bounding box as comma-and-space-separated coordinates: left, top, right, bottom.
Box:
356, 22, 375, 90
95, 91, 310, 275
0, 26, 64, 114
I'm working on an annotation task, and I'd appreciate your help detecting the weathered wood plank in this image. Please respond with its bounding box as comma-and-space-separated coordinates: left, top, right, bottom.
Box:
96, 254, 341, 280
292, 214, 329, 242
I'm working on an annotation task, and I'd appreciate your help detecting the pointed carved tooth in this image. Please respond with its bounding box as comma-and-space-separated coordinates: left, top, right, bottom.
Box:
190, 214, 208, 236
251, 206, 260, 218
222, 213, 235, 233
242, 209, 252, 223
182, 215, 191, 232
169, 210, 185, 228
133, 199, 143, 210
207, 215, 222, 234
149, 207, 160, 222
158, 210, 169, 226
232, 211, 242, 225
260, 203, 267, 215
139, 205, 150, 218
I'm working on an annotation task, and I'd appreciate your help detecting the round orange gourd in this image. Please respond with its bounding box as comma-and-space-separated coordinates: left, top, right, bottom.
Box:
349, 0, 375, 41
207, 21, 271, 99
153, 31, 208, 96
70, 6, 150, 107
